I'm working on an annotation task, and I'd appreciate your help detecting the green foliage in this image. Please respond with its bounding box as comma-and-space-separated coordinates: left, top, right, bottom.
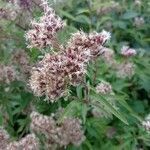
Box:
0, 0, 150, 149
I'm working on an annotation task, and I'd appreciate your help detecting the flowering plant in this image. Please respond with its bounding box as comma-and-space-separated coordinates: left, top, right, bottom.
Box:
0, 0, 149, 149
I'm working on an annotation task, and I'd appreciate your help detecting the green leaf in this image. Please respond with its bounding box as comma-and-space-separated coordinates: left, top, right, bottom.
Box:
58, 101, 81, 123
91, 91, 129, 125
76, 86, 83, 99
59, 10, 75, 21
115, 95, 142, 122
81, 104, 88, 123
75, 15, 91, 25
122, 11, 138, 19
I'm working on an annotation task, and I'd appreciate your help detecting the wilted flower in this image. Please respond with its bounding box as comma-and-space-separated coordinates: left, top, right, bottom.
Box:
0, 127, 10, 149
96, 81, 112, 94
116, 62, 135, 78
25, 0, 65, 49
121, 46, 137, 57
134, 17, 145, 28
6, 134, 39, 150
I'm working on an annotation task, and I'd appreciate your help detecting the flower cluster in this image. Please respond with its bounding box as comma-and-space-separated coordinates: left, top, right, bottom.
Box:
134, 17, 145, 28
0, 127, 10, 149
30, 111, 85, 147
100, 47, 116, 66
0, 65, 18, 84
0, 1, 20, 20
121, 46, 137, 57
97, 1, 120, 15
29, 29, 110, 102
142, 114, 150, 132
25, 0, 65, 49
96, 81, 112, 95
66, 30, 111, 58
12, 50, 31, 75
8, 0, 32, 10
30, 54, 68, 101
6, 134, 39, 150
116, 62, 135, 78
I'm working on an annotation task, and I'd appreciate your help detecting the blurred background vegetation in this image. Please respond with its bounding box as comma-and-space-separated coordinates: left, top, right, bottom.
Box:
0, 0, 150, 149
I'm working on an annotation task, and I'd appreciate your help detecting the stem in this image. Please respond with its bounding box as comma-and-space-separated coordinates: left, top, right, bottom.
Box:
93, 58, 98, 85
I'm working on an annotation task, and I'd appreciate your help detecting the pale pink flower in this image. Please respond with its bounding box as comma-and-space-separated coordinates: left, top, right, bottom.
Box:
116, 62, 135, 78
96, 81, 112, 94
26, 0, 65, 49
6, 134, 39, 150
121, 46, 137, 57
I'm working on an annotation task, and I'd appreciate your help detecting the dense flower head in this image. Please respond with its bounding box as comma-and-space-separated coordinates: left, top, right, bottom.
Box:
29, 29, 111, 101
96, 81, 112, 94
30, 111, 56, 135
0, 0, 22, 20
30, 54, 68, 101
30, 111, 85, 147
57, 118, 85, 146
6, 134, 39, 150
30, 68, 47, 97
0, 127, 10, 149
4, 65, 18, 83
0, 65, 18, 83
8, 0, 32, 9
121, 46, 137, 57
25, 0, 65, 49
66, 30, 111, 58
12, 50, 31, 75
100, 47, 116, 66
116, 62, 135, 78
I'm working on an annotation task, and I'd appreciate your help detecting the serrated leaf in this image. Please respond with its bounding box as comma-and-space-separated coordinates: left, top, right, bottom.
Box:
91, 91, 128, 125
